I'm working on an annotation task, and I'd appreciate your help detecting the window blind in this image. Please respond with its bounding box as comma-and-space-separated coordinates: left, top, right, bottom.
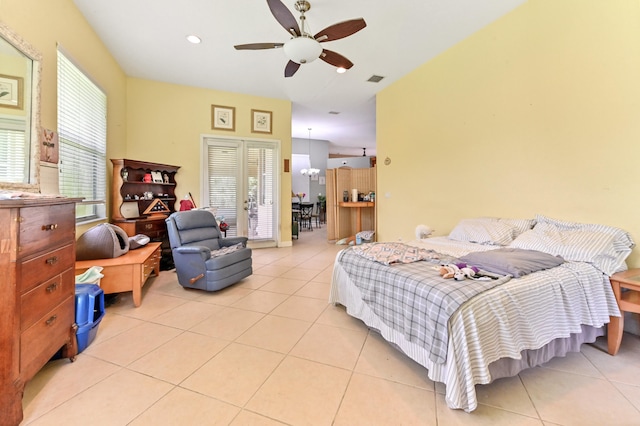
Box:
207, 144, 239, 237
0, 117, 27, 183
57, 50, 107, 221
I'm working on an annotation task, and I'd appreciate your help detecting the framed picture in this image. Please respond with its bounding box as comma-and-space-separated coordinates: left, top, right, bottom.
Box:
151, 171, 163, 183
211, 104, 235, 131
40, 128, 59, 163
251, 109, 272, 134
319, 176, 326, 185
0, 74, 23, 110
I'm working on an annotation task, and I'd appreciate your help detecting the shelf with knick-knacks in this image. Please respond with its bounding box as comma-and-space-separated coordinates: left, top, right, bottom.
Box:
111, 159, 180, 239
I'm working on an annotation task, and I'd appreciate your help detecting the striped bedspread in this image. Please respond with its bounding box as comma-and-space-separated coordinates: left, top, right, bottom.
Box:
330, 239, 620, 412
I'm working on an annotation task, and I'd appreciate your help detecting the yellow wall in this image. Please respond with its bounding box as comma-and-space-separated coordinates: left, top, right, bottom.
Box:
2, 0, 294, 242
377, 0, 640, 267
2, 0, 128, 234
126, 78, 293, 242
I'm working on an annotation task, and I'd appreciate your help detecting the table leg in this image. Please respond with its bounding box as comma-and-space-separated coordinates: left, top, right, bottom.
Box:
607, 280, 623, 355
132, 264, 142, 308
608, 315, 623, 355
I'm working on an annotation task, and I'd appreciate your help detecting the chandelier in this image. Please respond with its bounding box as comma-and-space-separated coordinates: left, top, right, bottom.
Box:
300, 168, 320, 176
301, 127, 320, 176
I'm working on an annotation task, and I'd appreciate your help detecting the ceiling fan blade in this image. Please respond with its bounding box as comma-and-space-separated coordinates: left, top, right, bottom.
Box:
314, 18, 366, 42
319, 49, 354, 70
234, 42, 284, 50
284, 60, 301, 78
267, 0, 301, 37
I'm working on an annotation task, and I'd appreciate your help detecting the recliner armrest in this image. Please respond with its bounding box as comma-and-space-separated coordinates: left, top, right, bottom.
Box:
220, 237, 249, 248
174, 246, 211, 261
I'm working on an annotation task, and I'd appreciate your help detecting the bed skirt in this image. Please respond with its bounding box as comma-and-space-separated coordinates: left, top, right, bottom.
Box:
487, 324, 603, 380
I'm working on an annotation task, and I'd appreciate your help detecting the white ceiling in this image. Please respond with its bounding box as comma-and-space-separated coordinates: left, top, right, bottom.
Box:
73, 0, 526, 156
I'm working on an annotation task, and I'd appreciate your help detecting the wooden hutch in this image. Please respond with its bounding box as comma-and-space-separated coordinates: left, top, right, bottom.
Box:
110, 159, 180, 265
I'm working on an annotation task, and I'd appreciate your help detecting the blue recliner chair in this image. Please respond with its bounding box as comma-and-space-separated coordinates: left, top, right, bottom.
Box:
165, 210, 252, 291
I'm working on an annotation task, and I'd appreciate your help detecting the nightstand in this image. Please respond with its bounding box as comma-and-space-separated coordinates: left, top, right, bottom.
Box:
608, 269, 640, 355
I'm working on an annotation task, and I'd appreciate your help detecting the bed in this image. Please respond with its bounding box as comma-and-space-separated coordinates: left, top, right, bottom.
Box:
329, 214, 634, 412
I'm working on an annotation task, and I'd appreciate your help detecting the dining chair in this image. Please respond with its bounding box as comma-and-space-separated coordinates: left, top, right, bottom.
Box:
312, 202, 321, 228
299, 203, 314, 231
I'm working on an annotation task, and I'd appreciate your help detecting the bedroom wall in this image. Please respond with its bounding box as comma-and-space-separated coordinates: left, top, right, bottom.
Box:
376, 0, 640, 267
126, 78, 293, 242
1, 0, 128, 235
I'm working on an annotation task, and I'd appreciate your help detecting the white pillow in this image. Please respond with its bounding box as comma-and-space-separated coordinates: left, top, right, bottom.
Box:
509, 214, 634, 275
448, 218, 517, 246
495, 217, 536, 237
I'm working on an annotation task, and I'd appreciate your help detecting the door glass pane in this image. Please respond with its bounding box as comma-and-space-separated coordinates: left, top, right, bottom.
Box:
207, 144, 239, 237
204, 138, 278, 245
247, 143, 275, 240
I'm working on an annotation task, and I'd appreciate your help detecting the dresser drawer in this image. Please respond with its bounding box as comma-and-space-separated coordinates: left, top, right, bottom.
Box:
19, 244, 75, 293
21, 269, 74, 331
19, 203, 76, 257
20, 296, 75, 379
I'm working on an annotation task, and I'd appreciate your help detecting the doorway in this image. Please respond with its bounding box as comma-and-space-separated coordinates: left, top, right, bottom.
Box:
201, 136, 280, 248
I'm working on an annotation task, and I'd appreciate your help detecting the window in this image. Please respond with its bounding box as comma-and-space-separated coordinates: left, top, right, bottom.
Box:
0, 116, 28, 183
57, 50, 107, 222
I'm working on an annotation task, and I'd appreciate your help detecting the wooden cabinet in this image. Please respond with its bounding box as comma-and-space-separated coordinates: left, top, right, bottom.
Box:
326, 167, 376, 241
110, 159, 180, 240
0, 198, 79, 426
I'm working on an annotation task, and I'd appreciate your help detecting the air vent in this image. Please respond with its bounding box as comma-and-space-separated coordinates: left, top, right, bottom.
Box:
367, 75, 385, 83
328, 111, 340, 115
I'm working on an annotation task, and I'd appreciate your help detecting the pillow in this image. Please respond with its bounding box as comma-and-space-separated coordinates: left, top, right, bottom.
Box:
495, 217, 536, 237
460, 248, 565, 278
210, 242, 243, 258
448, 218, 518, 246
509, 214, 635, 275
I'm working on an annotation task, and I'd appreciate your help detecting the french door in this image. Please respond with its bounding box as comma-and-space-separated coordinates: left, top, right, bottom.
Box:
202, 137, 279, 247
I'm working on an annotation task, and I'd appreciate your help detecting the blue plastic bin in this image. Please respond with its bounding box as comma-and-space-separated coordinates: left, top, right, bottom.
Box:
75, 284, 105, 353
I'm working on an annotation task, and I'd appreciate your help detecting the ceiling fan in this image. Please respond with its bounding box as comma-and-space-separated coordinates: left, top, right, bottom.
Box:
234, 0, 366, 77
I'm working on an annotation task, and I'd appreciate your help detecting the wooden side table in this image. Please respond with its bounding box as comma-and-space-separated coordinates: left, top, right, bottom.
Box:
338, 201, 375, 244
608, 269, 640, 355
75, 242, 161, 307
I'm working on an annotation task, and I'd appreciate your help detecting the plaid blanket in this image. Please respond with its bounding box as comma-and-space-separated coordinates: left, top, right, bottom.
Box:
337, 247, 512, 363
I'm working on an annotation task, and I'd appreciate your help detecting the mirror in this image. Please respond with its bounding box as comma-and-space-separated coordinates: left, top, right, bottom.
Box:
0, 21, 41, 192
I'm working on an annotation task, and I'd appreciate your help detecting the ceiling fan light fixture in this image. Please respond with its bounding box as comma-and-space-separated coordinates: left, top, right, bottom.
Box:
283, 36, 322, 64
336, 67, 346, 74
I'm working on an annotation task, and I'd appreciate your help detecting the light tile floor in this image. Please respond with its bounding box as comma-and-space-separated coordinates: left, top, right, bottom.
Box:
21, 226, 640, 425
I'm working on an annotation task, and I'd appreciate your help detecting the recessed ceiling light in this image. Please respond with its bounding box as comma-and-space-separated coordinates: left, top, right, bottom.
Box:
186, 35, 201, 44
336, 67, 347, 74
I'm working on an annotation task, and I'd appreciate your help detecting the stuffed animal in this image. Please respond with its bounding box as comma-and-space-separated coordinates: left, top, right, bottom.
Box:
415, 224, 434, 240
437, 263, 479, 281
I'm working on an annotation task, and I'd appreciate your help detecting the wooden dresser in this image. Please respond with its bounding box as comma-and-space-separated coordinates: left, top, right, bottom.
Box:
0, 198, 79, 426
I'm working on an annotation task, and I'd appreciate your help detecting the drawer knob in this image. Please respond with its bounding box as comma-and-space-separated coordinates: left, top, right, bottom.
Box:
46, 282, 59, 293
42, 223, 59, 231
145, 224, 153, 230
45, 315, 58, 326
46, 256, 59, 265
